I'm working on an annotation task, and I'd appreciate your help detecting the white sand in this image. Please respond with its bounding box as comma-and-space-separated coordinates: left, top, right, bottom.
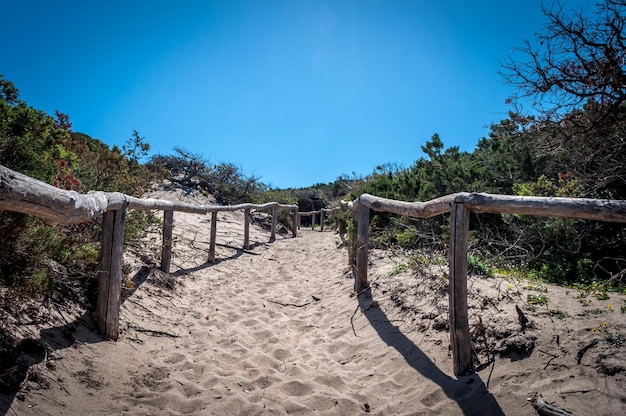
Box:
3, 187, 626, 415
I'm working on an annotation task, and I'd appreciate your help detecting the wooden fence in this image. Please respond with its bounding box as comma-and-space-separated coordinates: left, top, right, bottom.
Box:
0, 164, 298, 340
297, 207, 341, 231
345, 192, 626, 376
7, 161, 626, 377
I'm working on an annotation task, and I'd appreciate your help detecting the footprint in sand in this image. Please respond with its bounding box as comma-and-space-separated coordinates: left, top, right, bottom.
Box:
163, 352, 186, 365
240, 318, 260, 327
272, 348, 291, 361
280, 380, 314, 396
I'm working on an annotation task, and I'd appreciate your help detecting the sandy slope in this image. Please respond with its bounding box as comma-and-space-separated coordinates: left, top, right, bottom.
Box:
2, 187, 626, 415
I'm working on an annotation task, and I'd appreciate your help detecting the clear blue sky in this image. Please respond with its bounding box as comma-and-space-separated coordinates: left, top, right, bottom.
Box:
2, 0, 590, 189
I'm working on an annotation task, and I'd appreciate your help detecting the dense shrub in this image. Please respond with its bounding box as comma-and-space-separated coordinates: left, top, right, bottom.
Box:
0, 76, 155, 298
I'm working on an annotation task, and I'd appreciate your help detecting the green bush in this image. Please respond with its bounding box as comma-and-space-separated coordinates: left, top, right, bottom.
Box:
396, 228, 419, 249
25, 268, 55, 296
0, 77, 157, 299
468, 254, 492, 276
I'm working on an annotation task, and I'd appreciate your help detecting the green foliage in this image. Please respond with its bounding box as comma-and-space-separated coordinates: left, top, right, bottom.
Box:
339, 115, 626, 291
123, 129, 151, 168
71, 242, 99, 266
0, 215, 74, 295
592, 322, 626, 348
26, 268, 55, 296
71, 131, 155, 195
0, 76, 157, 299
385, 250, 445, 278
349, 133, 485, 204
594, 291, 610, 301
522, 279, 548, 293
604, 331, 625, 348
549, 309, 568, 319
253, 189, 297, 206
396, 227, 419, 249
252, 189, 300, 229
149, 148, 267, 205
388, 262, 410, 277
513, 174, 585, 199
337, 210, 350, 235
575, 280, 624, 301
124, 210, 161, 243
0, 92, 71, 184
508, 255, 596, 289
467, 254, 492, 277
527, 294, 549, 306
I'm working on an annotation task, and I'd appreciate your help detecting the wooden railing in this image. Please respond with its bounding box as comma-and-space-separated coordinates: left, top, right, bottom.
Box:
8, 161, 626, 377
345, 192, 626, 376
297, 207, 341, 231
0, 164, 298, 340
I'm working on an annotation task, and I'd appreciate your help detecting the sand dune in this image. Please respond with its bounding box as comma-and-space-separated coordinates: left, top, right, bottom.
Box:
2, 187, 626, 415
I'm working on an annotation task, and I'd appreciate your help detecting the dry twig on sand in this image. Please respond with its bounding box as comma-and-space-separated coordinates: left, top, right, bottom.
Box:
528, 393, 573, 416
127, 323, 180, 338
575, 339, 598, 365
265, 299, 310, 307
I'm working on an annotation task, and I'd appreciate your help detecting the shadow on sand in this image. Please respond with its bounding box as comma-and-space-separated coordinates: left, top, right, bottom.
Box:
0, 309, 103, 416
357, 288, 505, 416
168, 240, 267, 277
0, 231, 288, 414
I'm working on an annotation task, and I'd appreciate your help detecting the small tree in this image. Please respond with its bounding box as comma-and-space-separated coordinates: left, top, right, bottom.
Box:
496, 1, 626, 283
499, 0, 626, 197
500, 0, 625, 120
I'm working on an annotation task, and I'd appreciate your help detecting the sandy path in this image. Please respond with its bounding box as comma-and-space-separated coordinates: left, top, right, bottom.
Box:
112, 228, 490, 415
4, 205, 504, 416
3, 187, 626, 415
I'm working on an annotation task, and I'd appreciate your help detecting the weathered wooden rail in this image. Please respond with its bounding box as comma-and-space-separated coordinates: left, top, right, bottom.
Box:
346, 192, 626, 376
0, 164, 298, 340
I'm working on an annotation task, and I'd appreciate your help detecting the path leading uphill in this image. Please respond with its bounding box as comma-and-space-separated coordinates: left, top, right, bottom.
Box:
4, 201, 505, 416
4, 187, 626, 415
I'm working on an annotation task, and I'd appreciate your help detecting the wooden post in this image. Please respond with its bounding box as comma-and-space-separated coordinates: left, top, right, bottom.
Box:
349, 211, 356, 268
355, 201, 369, 293
96, 210, 113, 338
161, 209, 174, 273
96, 202, 127, 341
244, 208, 250, 249
208, 211, 217, 263
449, 201, 473, 376
311, 212, 316, 230
297, 213, 301, 229
292, 209, 297, 237
108, 205, 126, 340
320, 210, 325, 232
271, 205, 278, 241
